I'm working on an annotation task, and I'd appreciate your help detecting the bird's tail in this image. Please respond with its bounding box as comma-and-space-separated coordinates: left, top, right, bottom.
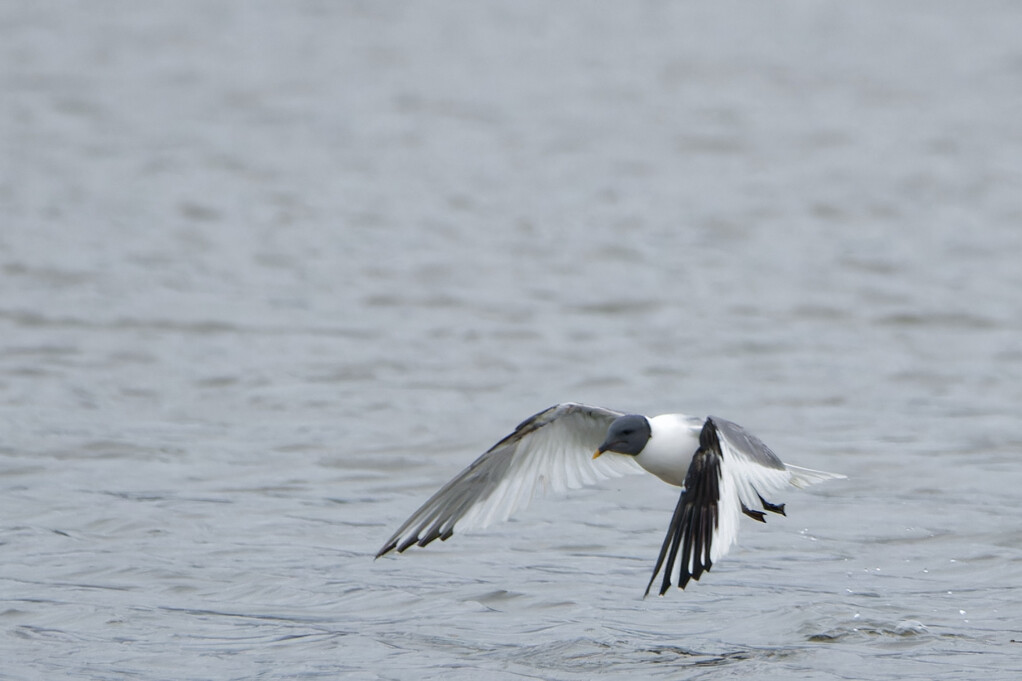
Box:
785, 464, 847, 488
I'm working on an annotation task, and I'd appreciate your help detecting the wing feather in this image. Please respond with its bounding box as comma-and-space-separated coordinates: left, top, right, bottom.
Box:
644, 424, 722, 596
376, 403, 644, 558
713, 416, 845, 518
646, 416, 845, 595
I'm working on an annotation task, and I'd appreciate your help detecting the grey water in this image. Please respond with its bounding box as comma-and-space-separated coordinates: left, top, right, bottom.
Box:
3, 1, 1022, 679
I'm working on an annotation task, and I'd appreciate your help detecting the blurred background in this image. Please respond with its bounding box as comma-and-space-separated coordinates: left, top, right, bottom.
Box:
2, 2, 1021, 679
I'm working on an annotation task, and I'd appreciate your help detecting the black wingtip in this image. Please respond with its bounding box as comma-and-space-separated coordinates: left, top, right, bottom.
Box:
644, 434, 723, 598
742, 503, 767, 523
758, 494, 786, 516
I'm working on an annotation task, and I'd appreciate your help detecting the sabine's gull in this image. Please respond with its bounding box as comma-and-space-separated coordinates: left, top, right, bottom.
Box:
376, 403, 845, 596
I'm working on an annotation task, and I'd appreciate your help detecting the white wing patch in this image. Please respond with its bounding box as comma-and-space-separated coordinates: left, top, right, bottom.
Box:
377, 403, 644, 557
458, 414, 640, 530
713, 435, 792, 562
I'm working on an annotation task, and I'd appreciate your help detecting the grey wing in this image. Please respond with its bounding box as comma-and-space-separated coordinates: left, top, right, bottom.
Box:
376, 403, 645, 558
711, 415, 845, 507
711, 417, 786, 470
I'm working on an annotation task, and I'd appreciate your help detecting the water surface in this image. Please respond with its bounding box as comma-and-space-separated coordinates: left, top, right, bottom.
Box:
2, 2, 1022, 679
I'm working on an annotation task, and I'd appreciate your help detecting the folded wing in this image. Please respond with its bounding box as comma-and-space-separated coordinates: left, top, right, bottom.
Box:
376, 403, 645, 558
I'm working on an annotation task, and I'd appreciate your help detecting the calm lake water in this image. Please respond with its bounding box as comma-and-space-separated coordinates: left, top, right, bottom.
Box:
3, 1, 1022, 679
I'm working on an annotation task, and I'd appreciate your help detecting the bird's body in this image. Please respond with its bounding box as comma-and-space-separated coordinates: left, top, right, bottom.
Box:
376, 402, 844, 596
633, 413, 703, 486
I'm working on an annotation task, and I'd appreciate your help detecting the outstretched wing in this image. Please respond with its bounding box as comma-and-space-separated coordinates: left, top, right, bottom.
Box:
645, 417, 845, 596
376, 403, 645, 558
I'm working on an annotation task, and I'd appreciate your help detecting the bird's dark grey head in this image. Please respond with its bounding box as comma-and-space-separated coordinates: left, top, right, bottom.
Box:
595, 414, 652, 458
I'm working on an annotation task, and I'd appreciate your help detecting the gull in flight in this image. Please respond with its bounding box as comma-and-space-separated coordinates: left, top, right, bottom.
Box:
376, 403, 845, 596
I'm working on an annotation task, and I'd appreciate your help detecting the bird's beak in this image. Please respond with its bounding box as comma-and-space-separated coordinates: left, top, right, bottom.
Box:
592, 445, 607, 459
